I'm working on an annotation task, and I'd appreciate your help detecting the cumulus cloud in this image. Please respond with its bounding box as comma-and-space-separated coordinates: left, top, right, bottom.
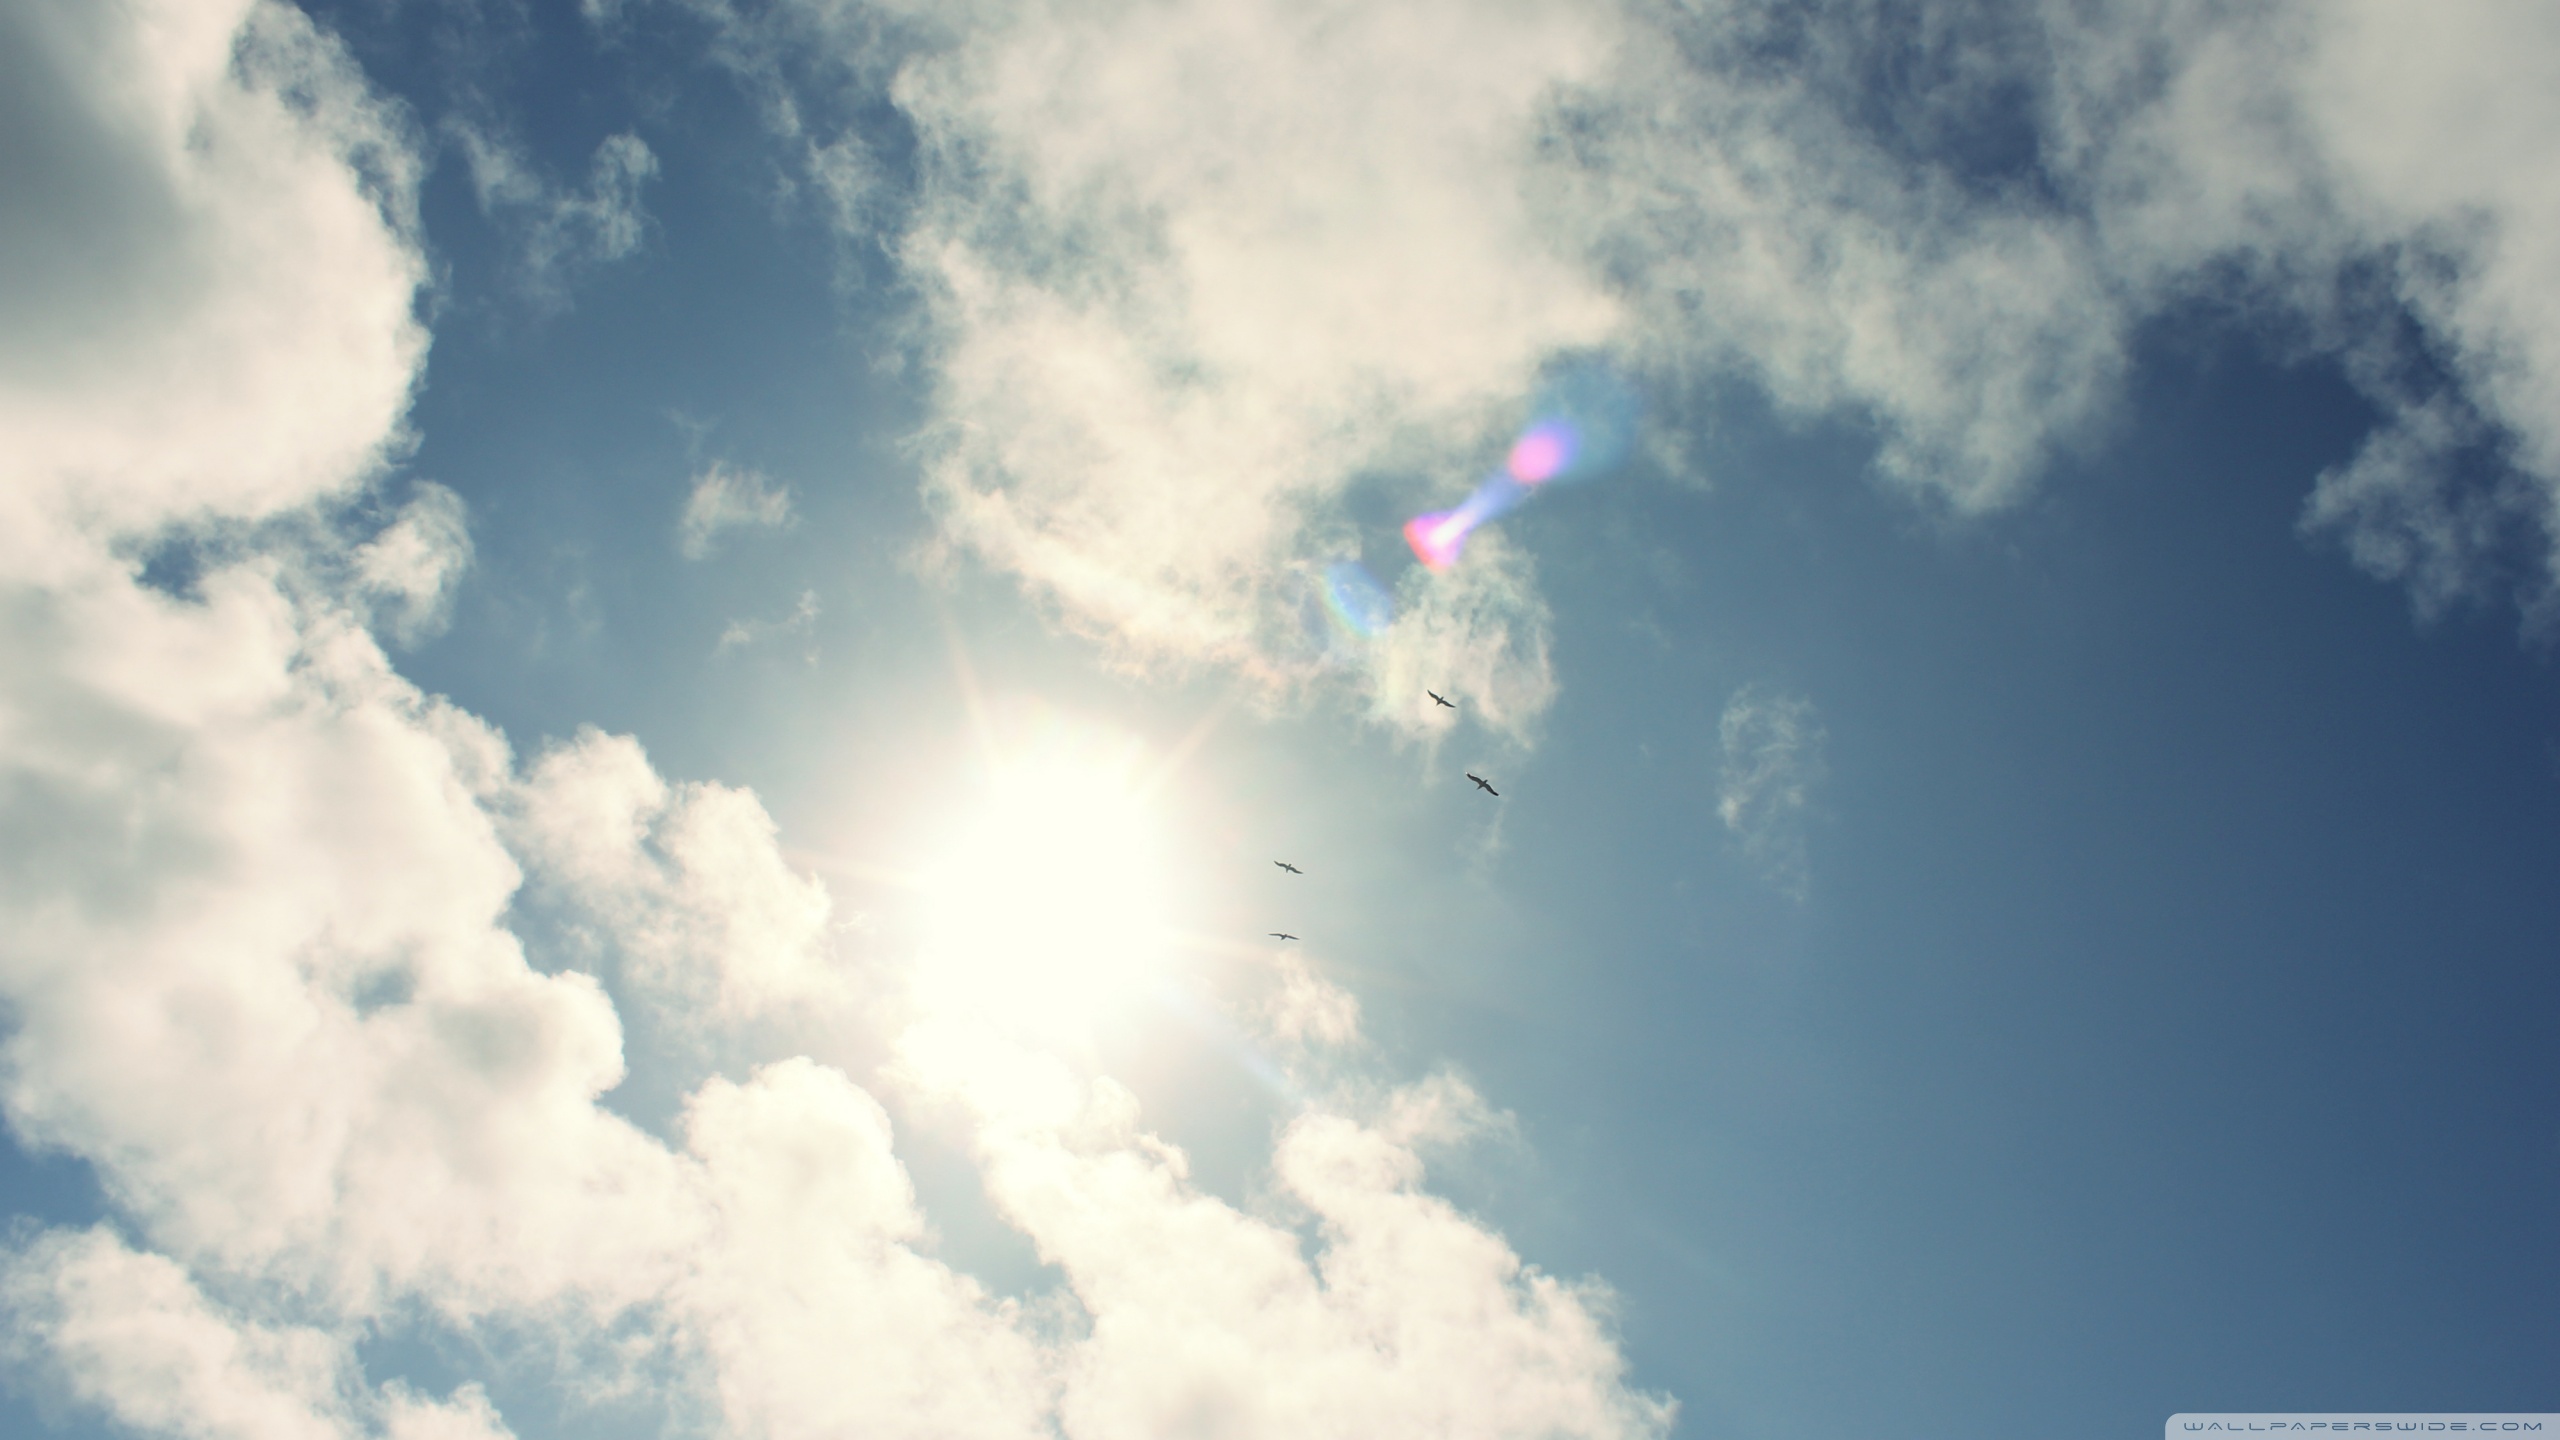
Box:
677, 460, 796, 559
511, 726, 842, 1021
1718, 684, 1825, 901
0, 1228, 514, 1440
896, 1030, 1672, 1440
754, 0, 2142, 719
0, 0, 426, 577
672, 1059, 1054, 1440
353, 482, 472, 645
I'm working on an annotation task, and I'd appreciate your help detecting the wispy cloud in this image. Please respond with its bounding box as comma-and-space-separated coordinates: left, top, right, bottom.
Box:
1718, 685, 1826, 902
2114, 0, 2560, 624
353, 482, 473, 646
677, 460, 796, 560
713, 587, 821, 659
1559, 0, 2560, 618
450, 125, 659, 310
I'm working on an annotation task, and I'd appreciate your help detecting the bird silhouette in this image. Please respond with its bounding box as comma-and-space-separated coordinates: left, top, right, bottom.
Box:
1467, 772, 1500, 796
1427, 690, 1456, 709
1268, 932, 1298, 941
1274, 861, 1303, 874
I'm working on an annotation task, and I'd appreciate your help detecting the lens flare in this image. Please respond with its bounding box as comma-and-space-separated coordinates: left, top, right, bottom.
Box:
1321, 560, 1396, 639
1402, 511, 1468, 572
1404, 360, 1640, 571
1507, 421, 1576, 483
1529, 360, 1640, 483
1403, 475, 1530, 572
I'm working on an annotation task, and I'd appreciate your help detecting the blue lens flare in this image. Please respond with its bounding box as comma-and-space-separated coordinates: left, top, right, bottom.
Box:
1406, 360, 1640, 571
1321, 560, 1396, 638
1526, 359, 1640, 484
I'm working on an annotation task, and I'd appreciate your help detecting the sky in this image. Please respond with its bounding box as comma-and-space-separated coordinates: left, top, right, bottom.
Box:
2, 1, 2556, 1438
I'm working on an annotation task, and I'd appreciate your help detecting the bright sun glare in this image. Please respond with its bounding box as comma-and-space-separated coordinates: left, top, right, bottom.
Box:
916, 721, 1173, 1037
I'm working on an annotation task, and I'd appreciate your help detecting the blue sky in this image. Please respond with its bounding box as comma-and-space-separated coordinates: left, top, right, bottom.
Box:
3, 2, 2556, 1438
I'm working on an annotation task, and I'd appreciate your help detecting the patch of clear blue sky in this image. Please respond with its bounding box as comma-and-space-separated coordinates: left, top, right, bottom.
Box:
1479, 339, 2560, 1433
6, 4, 2556, 1438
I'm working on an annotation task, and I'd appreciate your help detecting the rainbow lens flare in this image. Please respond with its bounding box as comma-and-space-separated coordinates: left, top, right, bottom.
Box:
1321, 560, 1396, 638
1405, 361, 1639, 572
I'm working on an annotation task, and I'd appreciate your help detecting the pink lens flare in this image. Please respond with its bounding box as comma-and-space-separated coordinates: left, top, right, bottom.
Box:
1400, 361, 1639, 572
1507, 421, 1577, 483
1404, 511, 1470, 571
1402, 475, 1528, 571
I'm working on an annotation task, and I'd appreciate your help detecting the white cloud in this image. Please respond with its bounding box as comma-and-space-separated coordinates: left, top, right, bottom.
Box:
906, 1042, 1672, 1440
0, 571, 713, 1318
1569, 0, 2560, 613
1547, 11, 2126, 510
1365, 539, 1558, 744
0, 0, 678, 1408
2298, 396, 2519, 621
861, 0, 1623, 733
677, 460, 796, 560
1, 528, 1670, 1436
672, 1059, 1054, 1440
1718, 684, 1825, 901
451, 126, 660, 309
2064, 0, 2560, 619
0, 1228, 513, 1440
716, 0, 2560, 685
712, 587, 821, 656
0, 0, 426, 581
353, 482, 473, 646
511, 726, 843, 1022
1262, 951, 1363, 1052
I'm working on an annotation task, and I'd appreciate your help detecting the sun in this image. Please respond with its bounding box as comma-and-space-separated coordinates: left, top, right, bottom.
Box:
913, 718, 1175, 1039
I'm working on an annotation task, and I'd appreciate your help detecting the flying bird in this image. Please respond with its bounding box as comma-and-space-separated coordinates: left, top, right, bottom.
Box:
1467, 773, 1500, 796
1268, 932, 1298, 941
1427, 690, 1456, 709
1274, 861, 1302, 874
